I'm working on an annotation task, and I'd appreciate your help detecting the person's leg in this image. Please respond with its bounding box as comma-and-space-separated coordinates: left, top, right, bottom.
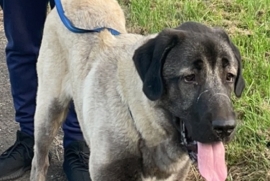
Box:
0, 0, 48, 180
3, 0, 48, 136
62, 103, 91, 181
63, 103, 85, 147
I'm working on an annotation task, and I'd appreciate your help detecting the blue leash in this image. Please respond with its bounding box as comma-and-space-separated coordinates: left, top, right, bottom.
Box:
54, 0, 121, 35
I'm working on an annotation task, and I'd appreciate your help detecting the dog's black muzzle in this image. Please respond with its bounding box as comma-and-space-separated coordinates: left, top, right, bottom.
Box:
196, 91, 237, 143
172, 90, 237, 162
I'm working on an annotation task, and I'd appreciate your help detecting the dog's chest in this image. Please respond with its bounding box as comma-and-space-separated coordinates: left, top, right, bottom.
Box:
139, 139, 191, 181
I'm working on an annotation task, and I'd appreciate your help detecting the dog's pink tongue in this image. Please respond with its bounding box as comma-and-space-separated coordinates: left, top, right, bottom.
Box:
197, 142, 227, 181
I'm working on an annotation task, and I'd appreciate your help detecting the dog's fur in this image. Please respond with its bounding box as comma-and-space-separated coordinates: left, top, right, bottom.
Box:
30, 0, 245, 180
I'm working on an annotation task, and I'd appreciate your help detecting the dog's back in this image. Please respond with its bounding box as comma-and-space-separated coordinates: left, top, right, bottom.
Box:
36, 0, 127, 108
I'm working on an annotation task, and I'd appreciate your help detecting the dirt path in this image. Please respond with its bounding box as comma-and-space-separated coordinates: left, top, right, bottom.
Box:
0, 11, 67, 181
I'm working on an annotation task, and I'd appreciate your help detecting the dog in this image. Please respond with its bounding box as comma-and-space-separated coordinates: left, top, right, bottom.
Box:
30, 0, 245, 180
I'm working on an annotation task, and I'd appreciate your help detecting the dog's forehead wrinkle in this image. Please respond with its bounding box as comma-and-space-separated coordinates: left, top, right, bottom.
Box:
221, 44, 239, 72
203, 72, 225, 93
219, 40, 238, 60
179, 67, 193, 75
206, 72, 222, 89
193, 38, 239, 76
162, 47, 191, 76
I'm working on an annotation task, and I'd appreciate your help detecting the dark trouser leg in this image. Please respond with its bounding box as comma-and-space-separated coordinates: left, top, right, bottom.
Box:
0, 1, 49, 180
2, 0, 49, 136
63, 102, 85, 148
2, 0, 84, 148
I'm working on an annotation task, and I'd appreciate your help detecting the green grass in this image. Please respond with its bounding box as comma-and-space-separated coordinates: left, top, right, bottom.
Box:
119, 0, 270, 180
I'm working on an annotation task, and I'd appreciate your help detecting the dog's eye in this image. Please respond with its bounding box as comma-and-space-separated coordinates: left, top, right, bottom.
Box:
184, 74, 196, 83
226, 73, 234, 82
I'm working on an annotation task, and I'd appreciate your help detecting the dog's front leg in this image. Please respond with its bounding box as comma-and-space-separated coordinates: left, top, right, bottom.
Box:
30, 149, 49, 181
30, 95, 70, 180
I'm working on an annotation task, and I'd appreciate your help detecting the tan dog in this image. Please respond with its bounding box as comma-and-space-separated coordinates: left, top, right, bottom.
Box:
30, 0, 245, 180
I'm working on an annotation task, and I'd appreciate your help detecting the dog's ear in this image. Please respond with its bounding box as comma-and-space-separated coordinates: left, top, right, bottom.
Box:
213, 28, 245, 97
230, 42, 245, 98
133, 29, 185, 101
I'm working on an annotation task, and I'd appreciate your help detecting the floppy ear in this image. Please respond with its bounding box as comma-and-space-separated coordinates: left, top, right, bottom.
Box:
230, 43, 245, 97
133, 29, 185, 101
213, 28, 245, 97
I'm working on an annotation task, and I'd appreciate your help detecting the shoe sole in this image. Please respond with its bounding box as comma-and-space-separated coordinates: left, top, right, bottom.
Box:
0, 166, 31, 181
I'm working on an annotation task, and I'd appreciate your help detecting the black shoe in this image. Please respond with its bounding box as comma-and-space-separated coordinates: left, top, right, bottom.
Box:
0, 131, 34, 181
63, 141, 91, 181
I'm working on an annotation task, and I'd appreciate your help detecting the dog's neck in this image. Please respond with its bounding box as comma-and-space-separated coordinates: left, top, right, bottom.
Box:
116, 35, 177, 147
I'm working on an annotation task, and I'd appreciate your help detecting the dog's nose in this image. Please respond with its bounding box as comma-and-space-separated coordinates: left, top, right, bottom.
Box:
212, 119, 236, 138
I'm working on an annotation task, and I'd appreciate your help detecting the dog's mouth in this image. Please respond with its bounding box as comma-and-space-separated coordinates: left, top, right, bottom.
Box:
173, 117, 228, 181
172, 117, 197, 161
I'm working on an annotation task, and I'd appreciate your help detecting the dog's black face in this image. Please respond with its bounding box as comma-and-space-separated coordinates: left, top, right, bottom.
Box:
133, 22, 245, 144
